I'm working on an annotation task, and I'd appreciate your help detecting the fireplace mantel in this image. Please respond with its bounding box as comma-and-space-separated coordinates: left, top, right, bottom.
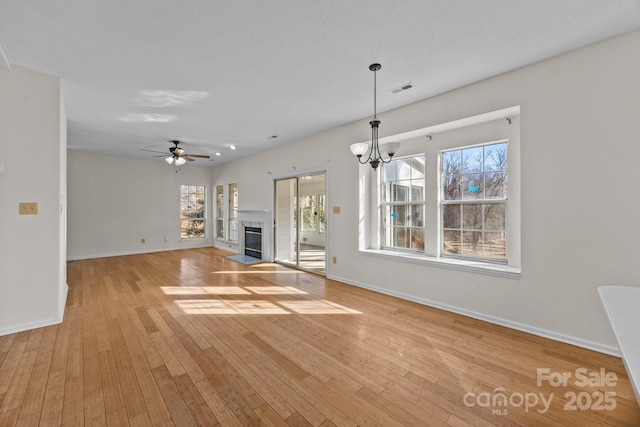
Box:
238, 210, 273, 262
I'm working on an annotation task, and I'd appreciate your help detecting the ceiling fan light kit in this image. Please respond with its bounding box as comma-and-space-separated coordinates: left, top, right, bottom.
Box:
144, 139, 211, 168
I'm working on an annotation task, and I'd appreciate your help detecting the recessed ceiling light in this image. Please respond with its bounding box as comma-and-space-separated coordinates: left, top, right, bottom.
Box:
215, 152, 221, 156
229, 145, 236, 150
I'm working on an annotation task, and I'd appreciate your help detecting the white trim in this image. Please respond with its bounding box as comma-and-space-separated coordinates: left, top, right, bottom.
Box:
59, 282, 68, 319
598, 286, 640, 405
238, 210, 273, 262
359, 248, 520, 279
1, 284, 68, 336
0, 37, 11, 69
354, 106, 520, 146
0, 315, 64, 337
327, 273, 620, 357
67, 241, 213, 261
212, 241, 239, 253
270, 166, 329, 182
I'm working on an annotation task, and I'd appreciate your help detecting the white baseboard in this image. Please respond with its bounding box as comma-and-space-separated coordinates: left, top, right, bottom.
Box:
0, 315, 64, 337
212, 241, 239, 253
0, 282, 69, 337
59, 282, 69, 320
327, 274, 621, 357
67, 241, 213, 261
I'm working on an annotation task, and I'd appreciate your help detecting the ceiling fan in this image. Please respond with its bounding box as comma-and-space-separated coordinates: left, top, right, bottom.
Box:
140, 140, 211, 165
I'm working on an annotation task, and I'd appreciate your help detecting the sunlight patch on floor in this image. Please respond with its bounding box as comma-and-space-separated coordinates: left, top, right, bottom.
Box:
211, 270, 304, 274
245, 286, 308, 295
161, 286, 251, 295
176, 299, 290, 315
278, 300, 362, 314
175, 298, 361, 315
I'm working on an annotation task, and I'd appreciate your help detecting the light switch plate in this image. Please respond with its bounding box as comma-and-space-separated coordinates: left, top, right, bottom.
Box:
332, 206, 341, 214
19, 202, 38, 215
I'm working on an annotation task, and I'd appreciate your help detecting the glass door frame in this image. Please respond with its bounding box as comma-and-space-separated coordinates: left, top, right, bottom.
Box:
273, 169, 327, 275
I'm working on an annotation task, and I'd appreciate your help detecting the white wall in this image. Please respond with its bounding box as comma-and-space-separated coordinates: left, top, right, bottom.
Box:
0, 66, 66, 335
211, 30, 640, 353
67, 151, 213, 259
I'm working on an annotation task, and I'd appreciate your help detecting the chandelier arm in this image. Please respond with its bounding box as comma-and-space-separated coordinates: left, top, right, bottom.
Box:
357, 155, 369, 165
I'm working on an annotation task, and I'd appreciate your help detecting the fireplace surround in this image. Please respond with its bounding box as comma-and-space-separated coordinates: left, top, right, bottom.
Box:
237, 210, 273, 262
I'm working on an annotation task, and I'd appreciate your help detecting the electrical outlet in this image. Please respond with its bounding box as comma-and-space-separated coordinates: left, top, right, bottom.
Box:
332, 256, 337, 264
141, 238, 146, 244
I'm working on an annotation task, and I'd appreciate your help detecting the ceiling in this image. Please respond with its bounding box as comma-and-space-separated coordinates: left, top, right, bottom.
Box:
1, 1, 639, 166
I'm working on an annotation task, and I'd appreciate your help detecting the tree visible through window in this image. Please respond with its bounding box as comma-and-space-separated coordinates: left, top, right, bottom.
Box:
180, 185, 206, 239
381, 155, 425, 251
301, 193, 326, 233
216, 185, 224, 240
442, 141, 507, 261
301, 195, 316, 232
318, 194, 326, 233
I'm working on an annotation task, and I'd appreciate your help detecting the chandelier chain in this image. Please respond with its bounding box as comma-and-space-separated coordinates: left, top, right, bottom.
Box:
373, 67, 377, 119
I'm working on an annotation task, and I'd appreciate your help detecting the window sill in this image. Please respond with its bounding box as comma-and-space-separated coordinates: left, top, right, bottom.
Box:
359, 248, 521, 279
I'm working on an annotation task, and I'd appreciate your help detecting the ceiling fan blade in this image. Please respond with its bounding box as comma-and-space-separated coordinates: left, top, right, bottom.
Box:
183, 154, 210, 159
140, 148, 170, 154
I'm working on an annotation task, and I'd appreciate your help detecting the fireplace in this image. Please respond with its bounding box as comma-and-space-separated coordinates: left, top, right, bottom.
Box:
237, 210, 273, 262
244, 226, 262, 259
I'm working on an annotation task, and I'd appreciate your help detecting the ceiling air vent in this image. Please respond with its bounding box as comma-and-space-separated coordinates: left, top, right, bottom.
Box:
391, 83, 415, 94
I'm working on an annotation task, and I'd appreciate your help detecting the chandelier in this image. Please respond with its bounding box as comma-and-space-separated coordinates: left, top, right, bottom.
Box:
350, 63, 400, 170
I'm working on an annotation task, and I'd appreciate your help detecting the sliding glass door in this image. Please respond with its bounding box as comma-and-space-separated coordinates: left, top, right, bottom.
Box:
274, 173, 326, 275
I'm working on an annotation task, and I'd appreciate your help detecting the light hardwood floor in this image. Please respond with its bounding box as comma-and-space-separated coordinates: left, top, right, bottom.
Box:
1, 247, 638, 426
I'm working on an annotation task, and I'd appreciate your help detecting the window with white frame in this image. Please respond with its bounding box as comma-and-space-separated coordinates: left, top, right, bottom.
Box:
358, 112, 520, 276
180, 185, 206, 239
441, 141, 508, 262
228, 183, 238, 242
215, 185, 224, 240
381, 155, 425, 251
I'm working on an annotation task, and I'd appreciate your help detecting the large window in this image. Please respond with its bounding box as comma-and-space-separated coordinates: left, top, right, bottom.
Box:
180, 185, 206, 239
229, 183, 238, 242
441, 141, 507, 261
215, 185, 224, 240
381, 155, 425, 251
358, 113, 519, 275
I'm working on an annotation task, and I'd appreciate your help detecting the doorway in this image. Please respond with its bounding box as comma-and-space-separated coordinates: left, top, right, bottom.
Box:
274, 173, 326, 275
